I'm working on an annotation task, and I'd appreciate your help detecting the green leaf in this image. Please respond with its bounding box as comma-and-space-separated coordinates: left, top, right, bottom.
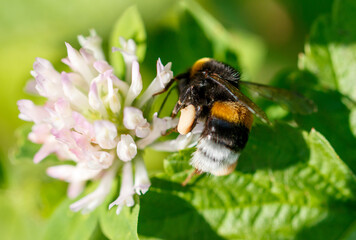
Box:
163, 148, 195, 176
99, 196, 140, 240
10, 124, 59, 164
109, 5, 147, 78
280, 0, 356, 171
299, 0, 356, 110
139, 125, 356, 240
181, 0, 266, 78
42, 198, 100, 240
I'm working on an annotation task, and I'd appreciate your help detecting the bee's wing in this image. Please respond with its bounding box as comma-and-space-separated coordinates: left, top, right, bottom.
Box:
208, 75, 270, 124
239, 81, 317, 115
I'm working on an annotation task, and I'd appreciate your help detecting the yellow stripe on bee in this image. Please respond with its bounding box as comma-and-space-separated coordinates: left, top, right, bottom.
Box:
211, 101, 254, 130
190, 58, 211, 77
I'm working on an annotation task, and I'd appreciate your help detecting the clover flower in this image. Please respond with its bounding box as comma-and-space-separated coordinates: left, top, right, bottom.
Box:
17, 30, 176, 214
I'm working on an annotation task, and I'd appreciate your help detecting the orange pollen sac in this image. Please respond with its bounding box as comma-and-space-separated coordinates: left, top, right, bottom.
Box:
177, 104, 196, 135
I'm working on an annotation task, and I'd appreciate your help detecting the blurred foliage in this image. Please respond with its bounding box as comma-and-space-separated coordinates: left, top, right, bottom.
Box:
139, 128, 356, 240
2, 0, 356, 239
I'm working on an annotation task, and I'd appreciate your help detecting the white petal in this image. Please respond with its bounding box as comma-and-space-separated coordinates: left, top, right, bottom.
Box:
32, 58, 63, 99
67, 181, 85, 199
46, 98, 74, 130
88, 81, 108, 117
72, 112, 95, 140
46, 164, 101, 182
78, 29, 105, 61
17, 99, 48, 123
135, 123, 150, 138
33, 141, 57, 163
117, 134, 137, 162
24, 79, 39, 95
88, 151, 114, 169
137, 113, 178, 149
93, 60, 112, 73
63, 42, 95, 82
70, 163, 118, 213
123, 107, 147, 130
94, 120, 118, 149
150, 121, 203, 151
109, 161, 135, 215
106, 76, 121, 114
28, 124, 51, 144
133, 156, 150, 195
124, 61, 142, 106
136, 59, 173, 108
34, 74, 64, 100
61, 72, 90, 112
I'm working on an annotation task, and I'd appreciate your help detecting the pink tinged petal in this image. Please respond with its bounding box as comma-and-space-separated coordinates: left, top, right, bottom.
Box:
34, 74, 62, 99
46, 164, 101, 182
46, 98, 74, 130
24, 79, 39, 95
65, 72, 89, 92
51, 128, 76, 149
17, 99, 48, 123
33, 57, 61, 80
109, 161, 135, 215
89, 82, 108, 117
137, 113, 178, 149
51, 128, 84, 161
63, 42, 95, 82
93, 60, 112, 73
124, 61, 142, 106
117, 134, 137, 162
70, 163, 118, 213
137, 59, 173, 108
79, 48, 96, 67
33, 140, 57, 163
67, 181, 85, 199
133, 156, 150, 195
98, 68, 129, 93
72, 112, 95, 139
28, 124, 51, 143
94, 120, 118, 149
32, 132, 76, 163
32, 58, 64, 99
61, 72, 90, 112
78, 29, 105, 61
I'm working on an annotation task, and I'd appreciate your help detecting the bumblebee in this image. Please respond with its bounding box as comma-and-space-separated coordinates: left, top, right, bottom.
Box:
160, 58, 316, 176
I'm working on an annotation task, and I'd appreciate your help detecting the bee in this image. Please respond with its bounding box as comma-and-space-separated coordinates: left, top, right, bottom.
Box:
159, 58, 316, 176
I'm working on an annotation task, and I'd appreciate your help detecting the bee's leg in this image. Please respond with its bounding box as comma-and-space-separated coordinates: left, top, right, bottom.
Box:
161, 126, 178, 136
182, 169, 203, 187
153, 78, 176, 96
157, 85, 177, 118
171, 100, 183, 118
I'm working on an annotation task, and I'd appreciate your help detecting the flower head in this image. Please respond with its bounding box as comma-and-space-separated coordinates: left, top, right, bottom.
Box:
18, 30, 175, 215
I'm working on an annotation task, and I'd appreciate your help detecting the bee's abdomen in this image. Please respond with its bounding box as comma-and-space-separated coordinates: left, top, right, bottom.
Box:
204, 101, 253, 151
191, 101, 253, 175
